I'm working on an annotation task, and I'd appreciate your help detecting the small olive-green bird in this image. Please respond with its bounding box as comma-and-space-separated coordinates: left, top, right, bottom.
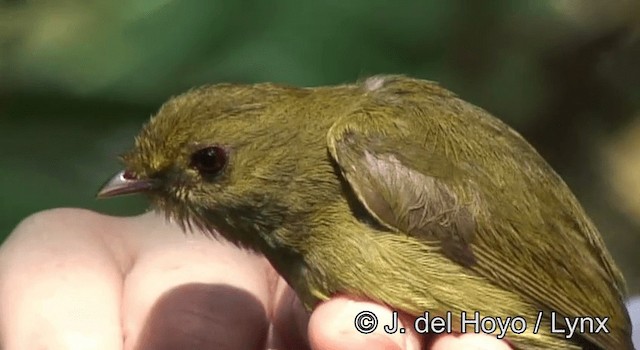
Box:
97, 75, 633, 349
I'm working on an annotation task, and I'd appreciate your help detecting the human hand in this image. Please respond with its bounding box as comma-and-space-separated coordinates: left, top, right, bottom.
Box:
0, 208, 511, 349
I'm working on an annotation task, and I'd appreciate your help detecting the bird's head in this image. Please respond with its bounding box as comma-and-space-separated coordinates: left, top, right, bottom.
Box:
97, 83, 340, 247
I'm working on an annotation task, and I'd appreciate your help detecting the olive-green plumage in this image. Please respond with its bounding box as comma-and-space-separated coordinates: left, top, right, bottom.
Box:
99, 75, 633, 349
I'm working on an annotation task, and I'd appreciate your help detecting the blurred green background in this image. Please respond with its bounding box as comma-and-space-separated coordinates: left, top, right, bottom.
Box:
1, 0, 639, 293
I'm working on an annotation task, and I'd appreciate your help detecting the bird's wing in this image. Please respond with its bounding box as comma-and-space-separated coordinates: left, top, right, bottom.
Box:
326, 120, 478, 267
325, 89, 630, 349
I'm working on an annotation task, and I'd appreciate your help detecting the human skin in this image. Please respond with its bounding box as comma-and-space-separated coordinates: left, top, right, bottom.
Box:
0, 208, 511, 350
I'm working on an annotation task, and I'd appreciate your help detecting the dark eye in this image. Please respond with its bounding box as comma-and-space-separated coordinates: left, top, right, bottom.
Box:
189, 146, 228, 177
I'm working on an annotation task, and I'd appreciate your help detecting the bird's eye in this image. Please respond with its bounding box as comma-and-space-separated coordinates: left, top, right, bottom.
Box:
189, 146, 228, 177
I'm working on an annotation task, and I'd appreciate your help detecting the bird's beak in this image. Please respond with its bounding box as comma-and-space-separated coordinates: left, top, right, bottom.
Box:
96, 170, 158, 198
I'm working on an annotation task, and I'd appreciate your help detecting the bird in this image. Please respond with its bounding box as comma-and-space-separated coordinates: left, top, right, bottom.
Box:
97, 75, 634, 349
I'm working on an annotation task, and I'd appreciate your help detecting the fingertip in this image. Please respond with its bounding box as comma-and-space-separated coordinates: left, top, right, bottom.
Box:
308, 296, 422, 350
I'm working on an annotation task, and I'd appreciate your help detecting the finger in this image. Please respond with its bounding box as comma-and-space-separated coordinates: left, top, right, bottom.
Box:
430, 333, 512, 350
308, 296, 422, 350
269, 277, 310, 350
134, 283, 269, 350
119, 211, 277, 350
0, 208, 125, 350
